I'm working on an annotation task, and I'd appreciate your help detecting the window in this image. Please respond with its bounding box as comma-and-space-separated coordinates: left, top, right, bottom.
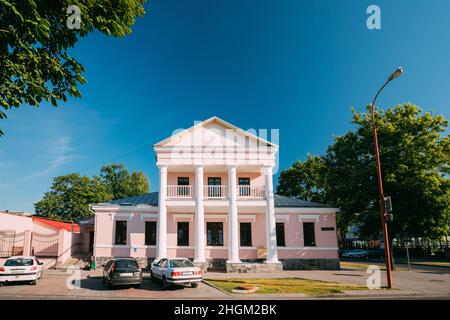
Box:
207, 222, 223, 246
178, 177, 189, 185
145, 221, 157, 245
238, 177, 250, 196
240, 222, 252, 246
207, 177, 222, 197
303, 222, 316, 247
114, 259, 139, 271
169, 259, 194, 268
114, 220, 127, 245
238, 177, 250, 185
177, 222, 189, 246
276, 222, 286, 247
177, 177, 190, 196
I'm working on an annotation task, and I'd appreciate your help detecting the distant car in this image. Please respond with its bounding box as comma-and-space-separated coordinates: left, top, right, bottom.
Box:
0, 256, 43, 286
368, 248, 385, 259
151, 258, 202, 290
342, 249, 369, 260
102, 257, 142, 289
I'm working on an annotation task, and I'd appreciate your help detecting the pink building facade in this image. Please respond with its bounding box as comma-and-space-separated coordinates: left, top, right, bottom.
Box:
91, 117, 340, 271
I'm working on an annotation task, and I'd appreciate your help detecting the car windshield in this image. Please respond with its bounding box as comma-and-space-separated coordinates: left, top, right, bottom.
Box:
5, 258, 34, 266
115, 260, 139, 270
169, 259, 194, 268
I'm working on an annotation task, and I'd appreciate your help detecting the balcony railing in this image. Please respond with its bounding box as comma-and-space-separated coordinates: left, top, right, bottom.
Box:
204, 185, 227, 199
167, 185, 193, 198
166, 185, 266, 199
237, 185, 265, 199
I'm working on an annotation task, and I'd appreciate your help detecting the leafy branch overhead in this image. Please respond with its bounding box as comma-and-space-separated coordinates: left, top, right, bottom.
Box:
0, 0, 146, 135
277, 104, 450, 241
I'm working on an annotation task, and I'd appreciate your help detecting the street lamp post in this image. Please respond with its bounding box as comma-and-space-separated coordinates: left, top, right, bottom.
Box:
370, 67, 403, 289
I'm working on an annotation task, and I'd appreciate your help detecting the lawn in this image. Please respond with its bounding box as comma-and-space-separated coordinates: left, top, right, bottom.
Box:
206, 278, 366, 296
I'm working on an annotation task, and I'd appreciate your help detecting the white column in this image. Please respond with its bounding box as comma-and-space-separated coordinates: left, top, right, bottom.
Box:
194, 166, 206, 263
227, 165, 240, 263
264, 166, 279, 263
156, 165, 167, 260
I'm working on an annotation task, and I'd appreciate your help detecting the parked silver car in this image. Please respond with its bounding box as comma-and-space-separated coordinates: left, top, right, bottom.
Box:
150, 258, 202, 289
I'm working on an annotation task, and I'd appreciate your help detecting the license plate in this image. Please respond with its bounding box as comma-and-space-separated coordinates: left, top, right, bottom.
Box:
120, 273, 133, 277
182, 272, 193, 275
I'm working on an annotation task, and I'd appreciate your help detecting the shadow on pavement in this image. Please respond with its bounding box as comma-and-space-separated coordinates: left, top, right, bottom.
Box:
79, 276, 186, 292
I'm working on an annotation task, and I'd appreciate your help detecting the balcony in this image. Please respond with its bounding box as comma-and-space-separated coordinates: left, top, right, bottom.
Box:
166, 185, 265, 199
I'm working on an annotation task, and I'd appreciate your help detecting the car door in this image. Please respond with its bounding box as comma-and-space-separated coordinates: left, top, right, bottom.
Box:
104, 261, 113, 280
153, 259, 166, 279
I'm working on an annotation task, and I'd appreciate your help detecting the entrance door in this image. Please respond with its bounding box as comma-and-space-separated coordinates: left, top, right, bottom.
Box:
89, 231, 94, 253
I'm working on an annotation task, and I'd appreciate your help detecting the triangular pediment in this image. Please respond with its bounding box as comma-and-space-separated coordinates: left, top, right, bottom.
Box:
154, 116, 277, 149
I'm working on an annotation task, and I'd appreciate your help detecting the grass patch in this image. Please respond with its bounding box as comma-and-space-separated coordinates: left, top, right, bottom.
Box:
207, 278, 366, 296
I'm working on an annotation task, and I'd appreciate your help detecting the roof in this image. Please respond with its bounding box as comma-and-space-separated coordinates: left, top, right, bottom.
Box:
102, 192, 329, 208
153, 116, 278, 148
0, 211, 33, 217
32, 217, 80, 232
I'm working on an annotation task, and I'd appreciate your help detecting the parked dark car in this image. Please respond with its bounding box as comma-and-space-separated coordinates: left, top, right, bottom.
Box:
102, 258, 142, 289
341, 249, 369, 260
368, 248, 385, 259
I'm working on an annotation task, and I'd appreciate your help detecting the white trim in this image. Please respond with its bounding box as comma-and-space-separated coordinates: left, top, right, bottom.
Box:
205, 214, 228, 222
168, 246, 195, 249
109, 213, 134, 221
172, 214, 194, 222
132, 245, 157, 249
275, 214, 290, 222
92, 205, 158, 213
140, 213, 158, 221
277, 246, 338, 250
298, 214, 320, 222
95, 244, 131, 248
275, 207, 339, 214
238, 215, 256, 222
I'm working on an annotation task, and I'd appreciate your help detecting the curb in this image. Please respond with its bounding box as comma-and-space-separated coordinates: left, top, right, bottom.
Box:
202, 280, 232, 296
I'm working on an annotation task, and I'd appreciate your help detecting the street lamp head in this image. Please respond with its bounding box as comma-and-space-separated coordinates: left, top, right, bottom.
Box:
388, 67, 404, 81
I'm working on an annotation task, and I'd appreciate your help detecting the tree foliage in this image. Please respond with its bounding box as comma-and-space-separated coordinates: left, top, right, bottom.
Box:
100, 163, 149, 200
35, 163, 149, 221
277, 104, 450, 241
0, 0, 146, 135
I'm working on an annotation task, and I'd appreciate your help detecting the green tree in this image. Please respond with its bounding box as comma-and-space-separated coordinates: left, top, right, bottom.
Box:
0, 0, 146, 135
35, 173, 112, 221
100, 164, 149, 200
277, 104, 450, 242
35, 164, 149, 220
276, 155, 326, 203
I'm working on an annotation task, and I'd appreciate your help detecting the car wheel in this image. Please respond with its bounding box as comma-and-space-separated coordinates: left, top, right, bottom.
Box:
162, 276, 169, 290
30, 280, 37, 285
191, 282, 199, 288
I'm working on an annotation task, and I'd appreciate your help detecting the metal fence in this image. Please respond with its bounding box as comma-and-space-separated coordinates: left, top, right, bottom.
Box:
0, 231, 24, 257
31, 232, 59, 258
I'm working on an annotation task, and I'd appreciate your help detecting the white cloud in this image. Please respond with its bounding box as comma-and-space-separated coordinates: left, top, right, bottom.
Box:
29, 136, 83, 178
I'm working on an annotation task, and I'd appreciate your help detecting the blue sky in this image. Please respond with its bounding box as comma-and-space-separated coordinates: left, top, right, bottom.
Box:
1, 0, 450, 213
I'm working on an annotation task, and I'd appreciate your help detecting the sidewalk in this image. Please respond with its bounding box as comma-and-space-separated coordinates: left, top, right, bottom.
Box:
204, 265, 450, 298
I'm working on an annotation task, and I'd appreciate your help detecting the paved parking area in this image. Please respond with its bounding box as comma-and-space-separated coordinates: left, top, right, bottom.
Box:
0, 270, 229, 300
1, 263, 449, 299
